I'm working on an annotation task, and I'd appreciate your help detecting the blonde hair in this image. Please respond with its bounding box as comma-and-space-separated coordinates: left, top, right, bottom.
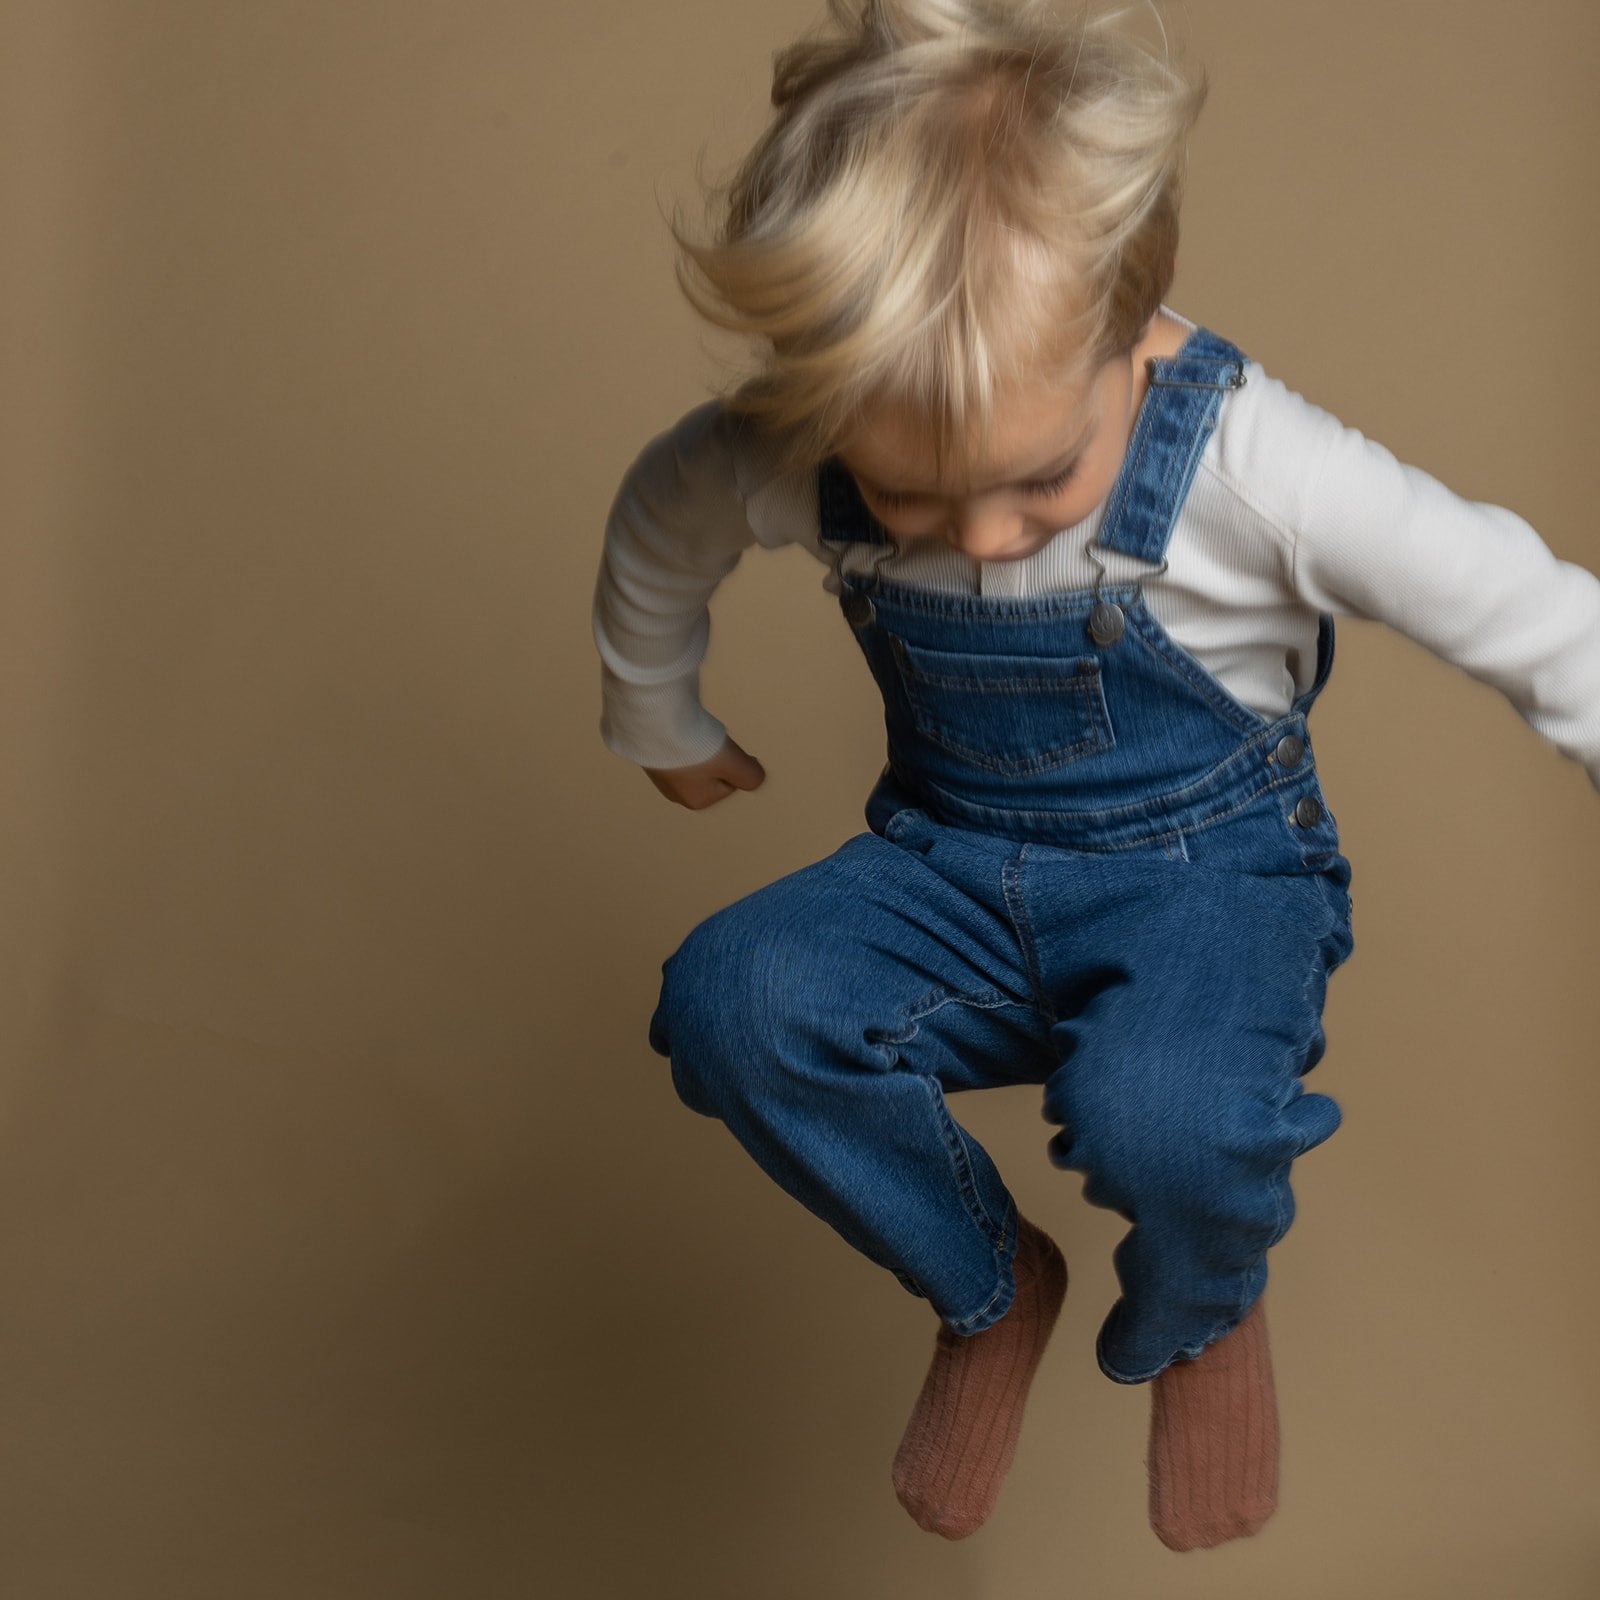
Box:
670, 0, 1208, 479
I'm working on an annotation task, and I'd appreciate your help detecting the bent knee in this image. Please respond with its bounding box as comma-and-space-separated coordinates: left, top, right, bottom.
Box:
649, 907, 820, 1111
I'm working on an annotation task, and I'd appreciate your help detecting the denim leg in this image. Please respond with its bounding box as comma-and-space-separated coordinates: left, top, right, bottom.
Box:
1025, 859, 1350, 1382
648, 820, 1054, 1332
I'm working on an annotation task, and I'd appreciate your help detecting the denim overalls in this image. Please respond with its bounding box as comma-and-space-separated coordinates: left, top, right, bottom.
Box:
649, 325, 1356, 1384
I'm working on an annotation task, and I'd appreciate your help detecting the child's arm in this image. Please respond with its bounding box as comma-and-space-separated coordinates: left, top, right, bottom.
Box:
1285, 402, 1600, 794
591, 400, 771, 800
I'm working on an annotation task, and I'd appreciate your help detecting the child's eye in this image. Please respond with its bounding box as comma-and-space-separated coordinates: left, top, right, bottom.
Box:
871, 488, 919, 509
870, 461, 1079, 510
1023, 462, 1081, 497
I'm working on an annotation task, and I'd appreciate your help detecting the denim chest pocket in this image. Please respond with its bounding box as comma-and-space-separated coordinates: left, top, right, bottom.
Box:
887, 633, 1115, 774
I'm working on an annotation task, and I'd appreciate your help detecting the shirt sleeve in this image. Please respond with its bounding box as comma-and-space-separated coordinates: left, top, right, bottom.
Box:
591, 400, 762, 769
1289, 404, 1600, 796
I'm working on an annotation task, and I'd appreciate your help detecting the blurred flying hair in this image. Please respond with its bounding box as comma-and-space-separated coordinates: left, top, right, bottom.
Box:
669, 0, 1208, 481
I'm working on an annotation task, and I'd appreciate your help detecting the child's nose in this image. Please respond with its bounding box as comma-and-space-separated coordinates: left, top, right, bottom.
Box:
946, 506, 1028, 560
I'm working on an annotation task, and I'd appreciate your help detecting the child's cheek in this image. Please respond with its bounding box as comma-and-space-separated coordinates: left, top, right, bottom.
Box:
1038, 493, 1081, 530
873, 505, 948, 539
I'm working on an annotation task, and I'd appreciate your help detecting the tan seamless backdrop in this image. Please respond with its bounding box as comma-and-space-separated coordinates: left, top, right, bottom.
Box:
3, 2, 1598, 1596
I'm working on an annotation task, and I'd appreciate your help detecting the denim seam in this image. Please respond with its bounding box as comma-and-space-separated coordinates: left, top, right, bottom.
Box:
942, 1191, 1018, 1334
909, 727, 1110, 775
999, 858, 1056, 1025
906, 672, 1102, 692
918, 760, 1307, 851
891, 638, 1106, 689
856, 579, 1144, 620
879, 984, 1018, 1029
909, 716, 1303, 824
869, 988, 1027, 1258
921, 1077, 999, 1248
1123, 601, 1274, 736
1259, 928, 1341, 1292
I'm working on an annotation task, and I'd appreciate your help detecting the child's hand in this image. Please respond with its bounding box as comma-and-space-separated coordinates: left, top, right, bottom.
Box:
644, 736, 767, 809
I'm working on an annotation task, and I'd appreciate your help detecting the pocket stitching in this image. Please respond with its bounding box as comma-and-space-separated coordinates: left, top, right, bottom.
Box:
890, 635, 1115, 775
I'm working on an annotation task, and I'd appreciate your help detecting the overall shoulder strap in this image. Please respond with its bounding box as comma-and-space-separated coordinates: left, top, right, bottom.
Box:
1095, 326, 1250, 564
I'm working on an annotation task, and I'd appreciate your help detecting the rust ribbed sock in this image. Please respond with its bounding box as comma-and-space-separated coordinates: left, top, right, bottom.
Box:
1146, 1294, 1279, 1552
890, 1214, 1068, 1540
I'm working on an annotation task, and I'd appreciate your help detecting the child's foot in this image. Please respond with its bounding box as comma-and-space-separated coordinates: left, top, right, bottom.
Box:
891, 1214, 1068, 1540
1146, 1295, 1279, 1552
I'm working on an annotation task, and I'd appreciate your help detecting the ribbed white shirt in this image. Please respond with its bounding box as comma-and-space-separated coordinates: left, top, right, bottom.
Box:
592, 307, 1600, 793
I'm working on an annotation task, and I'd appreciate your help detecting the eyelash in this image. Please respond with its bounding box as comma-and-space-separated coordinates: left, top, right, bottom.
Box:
871, 461, 1081, 510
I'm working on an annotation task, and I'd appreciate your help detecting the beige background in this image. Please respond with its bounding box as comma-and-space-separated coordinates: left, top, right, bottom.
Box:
4, 1, 1598, 1595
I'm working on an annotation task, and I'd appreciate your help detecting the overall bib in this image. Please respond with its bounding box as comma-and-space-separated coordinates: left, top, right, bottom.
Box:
649, 325, 1356, 1384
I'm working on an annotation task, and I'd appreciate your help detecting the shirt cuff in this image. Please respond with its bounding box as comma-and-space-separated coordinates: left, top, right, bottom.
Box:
598, 666, 730, 770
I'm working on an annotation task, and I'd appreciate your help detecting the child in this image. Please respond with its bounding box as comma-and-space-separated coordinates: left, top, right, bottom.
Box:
591, 0, 1600, 1553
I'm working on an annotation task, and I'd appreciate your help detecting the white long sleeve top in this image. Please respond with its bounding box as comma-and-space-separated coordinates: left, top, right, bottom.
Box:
592, 307, 1600, 794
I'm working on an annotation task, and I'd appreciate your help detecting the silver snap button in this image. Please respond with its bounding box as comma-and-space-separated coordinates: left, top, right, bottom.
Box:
1087, 601, 1125, 646
1274, 734, 1306, 768
843, 589, 876, 627
1293, 796, 1323, 828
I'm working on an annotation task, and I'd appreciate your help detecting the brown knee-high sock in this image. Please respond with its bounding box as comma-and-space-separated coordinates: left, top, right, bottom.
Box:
890, 1214, 1068, 1540
1146, 1295, 1279, 1552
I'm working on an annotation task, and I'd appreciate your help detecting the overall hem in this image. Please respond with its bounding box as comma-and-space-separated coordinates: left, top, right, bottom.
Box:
937, 1196, 1021, 1336
1095, 1298, 1258, 1385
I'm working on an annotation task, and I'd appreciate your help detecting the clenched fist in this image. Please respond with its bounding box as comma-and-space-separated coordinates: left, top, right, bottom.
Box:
645, 735, 767, 810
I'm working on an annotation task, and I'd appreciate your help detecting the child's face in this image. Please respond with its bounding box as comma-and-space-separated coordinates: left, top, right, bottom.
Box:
836, 351, 1139, 563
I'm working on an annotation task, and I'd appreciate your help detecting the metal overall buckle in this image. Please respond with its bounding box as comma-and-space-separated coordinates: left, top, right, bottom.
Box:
1085, 542, 1168, 646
